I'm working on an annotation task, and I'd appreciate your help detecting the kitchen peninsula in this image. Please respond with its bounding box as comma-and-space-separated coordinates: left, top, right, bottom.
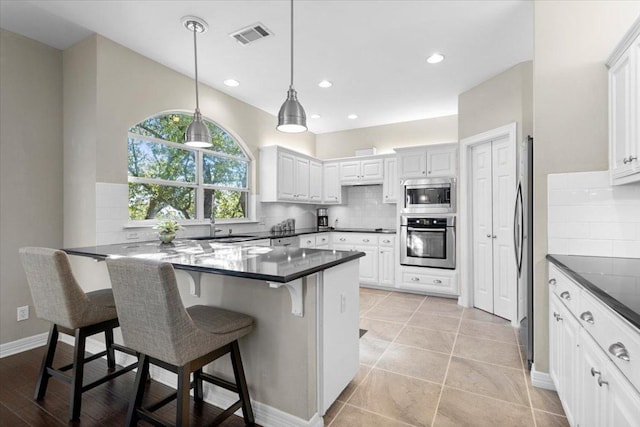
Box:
64, 239, 364, 426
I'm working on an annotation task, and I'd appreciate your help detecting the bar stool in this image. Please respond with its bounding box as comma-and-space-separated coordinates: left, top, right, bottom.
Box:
106, 257, 256, 427
19, 247, 137, 420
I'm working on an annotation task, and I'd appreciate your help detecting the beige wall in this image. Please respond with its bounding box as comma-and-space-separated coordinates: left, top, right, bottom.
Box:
533, 1, 640, 373
0, 30, 63, 344
315, 115, 457, 159
459, 61, 533, 143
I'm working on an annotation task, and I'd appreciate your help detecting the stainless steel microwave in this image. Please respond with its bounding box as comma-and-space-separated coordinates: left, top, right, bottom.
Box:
402, 178, 456, 214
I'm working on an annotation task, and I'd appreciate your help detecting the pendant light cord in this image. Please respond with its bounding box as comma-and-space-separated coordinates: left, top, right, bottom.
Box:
193, 25, 200, 111
290, 0, 294, 89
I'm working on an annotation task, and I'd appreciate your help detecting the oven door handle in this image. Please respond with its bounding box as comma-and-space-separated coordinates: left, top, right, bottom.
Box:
407, 227, 447, 232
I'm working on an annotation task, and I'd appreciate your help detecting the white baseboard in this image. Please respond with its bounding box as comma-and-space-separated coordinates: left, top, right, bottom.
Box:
0, 332, 48, 358
6, 333, 323, 427
531, 363, 556, 391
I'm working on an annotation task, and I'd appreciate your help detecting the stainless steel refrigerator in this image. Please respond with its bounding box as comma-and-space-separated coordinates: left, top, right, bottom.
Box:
516, 136, 534, 370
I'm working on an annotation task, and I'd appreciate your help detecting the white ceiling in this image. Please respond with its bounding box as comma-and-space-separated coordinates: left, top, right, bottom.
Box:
0, 0, 533, 134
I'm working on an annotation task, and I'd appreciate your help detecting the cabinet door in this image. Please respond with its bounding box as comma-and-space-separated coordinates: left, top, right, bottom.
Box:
604, 362, 640, 427
360, 159, 384, 182
294, 157, 310, 201
357, 246, 378, 284
549, 295, 562, 390
426, 148, 457, 177
309, 160, 323, 202
278, 152, 296, 200
340, 161, 361, 182
299, 235, 316, 248
610, 49, 635, 178
558, 303, 580, 427
579, 330, 609, 427
398, 151, 427, 178
383, 157, 398, 203
379, 247, 395, 286
323, 163, 341, 204
316, 234, 330, 248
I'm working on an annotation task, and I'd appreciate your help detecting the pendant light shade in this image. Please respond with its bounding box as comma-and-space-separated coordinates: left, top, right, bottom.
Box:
277, 0, 307, 133
183, 17, 212, 147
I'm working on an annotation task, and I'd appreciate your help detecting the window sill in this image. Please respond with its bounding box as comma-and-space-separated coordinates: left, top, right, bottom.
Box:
124, 219, 260, 229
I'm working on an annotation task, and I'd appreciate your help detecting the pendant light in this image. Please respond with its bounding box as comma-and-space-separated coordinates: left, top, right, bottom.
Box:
183, 16, 212, 148
277, 0, 307, 133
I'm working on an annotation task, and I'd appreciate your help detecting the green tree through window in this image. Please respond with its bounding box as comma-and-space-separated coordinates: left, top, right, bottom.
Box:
128, 113, 250, 221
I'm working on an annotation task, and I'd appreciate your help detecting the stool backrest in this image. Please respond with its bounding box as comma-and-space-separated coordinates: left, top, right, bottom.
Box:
106, 257, 195, 365
19, 247, 90, 329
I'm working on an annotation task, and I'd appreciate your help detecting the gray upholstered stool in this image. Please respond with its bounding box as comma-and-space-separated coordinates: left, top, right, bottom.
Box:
19, 247, 137, 421
106, 257, 255, 427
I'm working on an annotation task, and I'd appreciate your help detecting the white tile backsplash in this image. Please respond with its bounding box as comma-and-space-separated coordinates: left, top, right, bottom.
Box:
328, 185, 396, 229
548, 171, 640, 258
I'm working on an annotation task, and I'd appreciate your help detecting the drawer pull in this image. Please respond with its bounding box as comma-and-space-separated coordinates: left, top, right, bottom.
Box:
433, 279, 442, 284
383, 239, 391, 243
339, 238, 346, 242
560, 291, 571, 300
363, 239, 370, 243
548, 278, 556, 286
597, 376, 609, 387
411, 277, 420, 282
555, 313, 563, 322
608, 342, 630, 361
580, 311, 594, 324
590, 368, 601, 377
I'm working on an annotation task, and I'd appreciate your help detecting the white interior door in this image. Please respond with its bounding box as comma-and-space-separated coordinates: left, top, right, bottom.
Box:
471, 142, 494, 313
491, 137, 516, 320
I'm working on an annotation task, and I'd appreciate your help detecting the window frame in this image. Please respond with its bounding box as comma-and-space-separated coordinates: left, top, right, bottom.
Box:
126, 113, 254, 226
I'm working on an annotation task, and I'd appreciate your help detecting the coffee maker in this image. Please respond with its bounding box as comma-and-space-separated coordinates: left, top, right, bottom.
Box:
317, 208, 329, 231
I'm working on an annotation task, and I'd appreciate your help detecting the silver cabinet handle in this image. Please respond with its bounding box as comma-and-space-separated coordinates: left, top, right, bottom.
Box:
630, 155, 638, 162
608, 342, 630, 361
428, 171, 432, 174
591, 368, 601, 377
433, 279, 442, 284
487, 234, 492, 238
553, 312, 558, 319
597, 376, 609, 387
306, 240, 312, 244
385, 195, 388, 198
411, 277, 420, 282
555, 313, 563, 322
549, 278, 557, 286
580, 311, 594, 324
492, 235, 497, 239
383, 239, 390, 243
362, 239, 370, 243
623, 157, 630, 164
339, 238, 346, 242
560, 291, 571, 300
422, 171, 426, 175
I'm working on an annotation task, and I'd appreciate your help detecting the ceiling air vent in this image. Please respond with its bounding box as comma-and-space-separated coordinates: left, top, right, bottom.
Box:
230, 23, 273, 45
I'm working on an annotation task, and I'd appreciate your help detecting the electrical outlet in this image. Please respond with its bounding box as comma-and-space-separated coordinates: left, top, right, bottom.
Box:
17, 305, 29, 322
125, 231, 139, 240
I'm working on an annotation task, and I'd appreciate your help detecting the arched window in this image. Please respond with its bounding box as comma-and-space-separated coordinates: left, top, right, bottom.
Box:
127, 112, 251, 222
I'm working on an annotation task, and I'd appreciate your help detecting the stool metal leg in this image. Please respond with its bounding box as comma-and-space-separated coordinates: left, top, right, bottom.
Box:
176, 365, 191, 427
230, 341, 255, 426
69, 327, 86, 420
126, 355, 149, 427
104, 328, 116, 370
194, 368, 204, 402
35, 324, 59, 401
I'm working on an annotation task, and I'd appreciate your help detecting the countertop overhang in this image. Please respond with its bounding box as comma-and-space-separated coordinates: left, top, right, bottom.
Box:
547, 254, 640, 329
65, 240, 365, 283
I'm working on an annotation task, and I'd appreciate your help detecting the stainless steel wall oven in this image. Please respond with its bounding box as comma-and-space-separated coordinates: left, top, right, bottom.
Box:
402, 178, 456, 214
400, 215, 456, 269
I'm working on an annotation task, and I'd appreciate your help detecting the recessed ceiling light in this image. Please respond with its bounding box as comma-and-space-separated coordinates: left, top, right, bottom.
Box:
318, 80, 333, 88
347, 114, 358, 119
223, 79, 240, 87
427, 53, 445, 64
310, 114, 321, 119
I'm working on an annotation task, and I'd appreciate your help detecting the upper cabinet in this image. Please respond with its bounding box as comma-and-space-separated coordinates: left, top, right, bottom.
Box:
609, 19, 640, 185
396, 144, 458, 179
261, 146, 317, 203
382, 157, 398, 203
323, 162, 342, 204
309, 160, 323, 202
339, 158, 383, 184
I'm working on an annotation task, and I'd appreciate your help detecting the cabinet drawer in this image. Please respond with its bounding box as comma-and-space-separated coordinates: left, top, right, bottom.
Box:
580, 290, 640, 390
299, 235, 316, 248
316, 234, 330, 247
331, 233, 378, 246
549, 264, 581, 315
379, 236, 395, 247
400, 270, 456, 295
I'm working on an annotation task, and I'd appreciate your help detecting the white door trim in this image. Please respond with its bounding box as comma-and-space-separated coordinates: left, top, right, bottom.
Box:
458, 122, 518, 326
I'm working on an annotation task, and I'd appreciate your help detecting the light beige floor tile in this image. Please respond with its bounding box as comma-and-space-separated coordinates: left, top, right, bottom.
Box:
359, 318, 404, 342
458, 319, 517, 343
360, 304, 374, 317
382, 295, 424, 311
527, 375, 565, 415
337, 364, 372, 402
453, 334, 522, 369
324, 400, 344, 426
360, 293, 386, 308
445, 357, 529, 406
408, 311, 460, 333
395, 326, 456, 354
434, 386, 534, 427
388, 291, 427, 301
364, 305, 415, 323
359, 336, 390, 365
462, 307, 510, 324
360, 287, 391, 297
533, 410, 570, 427
376, 343, 449, 383
330, 404, 408, 427
418, 299, 464, 317
348, 368, 441, 427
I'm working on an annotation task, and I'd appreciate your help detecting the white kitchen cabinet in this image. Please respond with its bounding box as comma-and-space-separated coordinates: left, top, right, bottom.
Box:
552, 294, 580, 426
378, 247, 395, 286
397, 149, 427, 179
578, 329, 608, 427
426, 147, 457, 177
260, 146, 315, 203
358, 247, 378, 284
339, 159, 383, 184
382, 157, 398, 203
309, 160, 323, 202
399, 267, 457, 295
316, 234, 330, 248
299, 235, 316, 248
396, 144, 458, 179
330, 233, 387, 286
608, 22, 640, 185
294, 156, 310, 201
277, 151, 296, 201
322, 162, 342, 204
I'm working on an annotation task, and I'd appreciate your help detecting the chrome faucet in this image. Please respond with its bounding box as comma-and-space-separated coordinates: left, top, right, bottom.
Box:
210, 199, 222, 237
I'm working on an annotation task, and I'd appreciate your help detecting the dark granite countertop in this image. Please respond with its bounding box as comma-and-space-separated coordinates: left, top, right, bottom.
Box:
65, 240, 364, 283
225, 227, 396, 240
547, 254, 640, 330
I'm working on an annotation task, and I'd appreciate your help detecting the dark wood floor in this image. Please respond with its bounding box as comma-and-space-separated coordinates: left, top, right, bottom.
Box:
0, 342, 256, 426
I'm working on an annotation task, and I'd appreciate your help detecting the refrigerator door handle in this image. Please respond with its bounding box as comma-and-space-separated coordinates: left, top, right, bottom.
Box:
513, 183, 524, 274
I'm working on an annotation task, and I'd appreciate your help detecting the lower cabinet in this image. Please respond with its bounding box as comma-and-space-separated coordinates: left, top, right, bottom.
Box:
378, 247, 395, 286
330, 233, 395, 287
398, 265, 458, 296
548, 265, 640, 427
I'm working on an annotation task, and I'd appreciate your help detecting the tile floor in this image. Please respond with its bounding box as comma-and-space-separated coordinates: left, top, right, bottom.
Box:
325, 288, 569, 427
